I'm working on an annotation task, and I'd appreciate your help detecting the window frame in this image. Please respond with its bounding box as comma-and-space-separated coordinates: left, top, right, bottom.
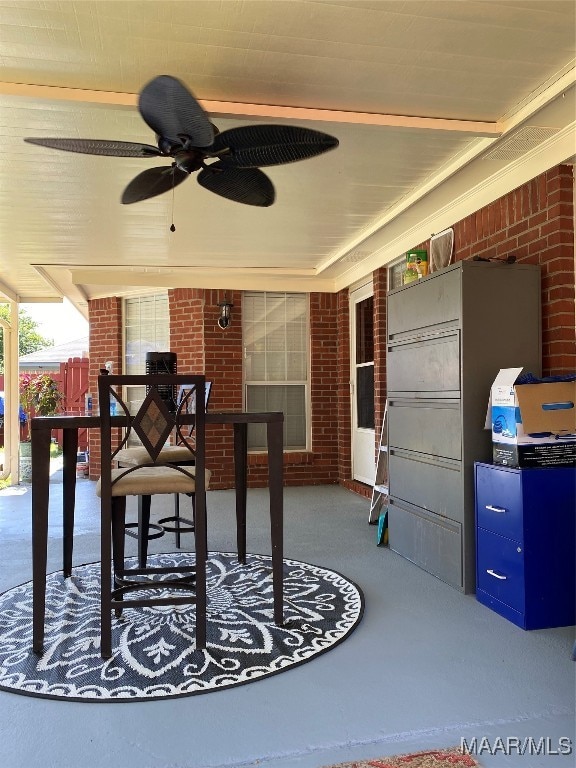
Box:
122, 291, 170, 376
388, 255, 407, 290
242, 291, 311, 452
122, 292, 170, 437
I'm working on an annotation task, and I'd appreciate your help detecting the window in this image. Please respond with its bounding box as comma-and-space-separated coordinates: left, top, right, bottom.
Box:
388, 256, 407, 290
124, 293, 169, 374
123, 292, 169, 417
243, 292, 309, 450
355, 295, 374, 430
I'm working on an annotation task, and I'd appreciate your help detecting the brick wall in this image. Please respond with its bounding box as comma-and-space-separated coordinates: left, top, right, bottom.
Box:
87, 297, 123, 476
87, 288, 346, 486
371, 163, 575, 446
451, 165, 574, 374
202, 289, 244, 488
169, 289, 205, 372
169, 289, 346, 489
167, 287, 243, 488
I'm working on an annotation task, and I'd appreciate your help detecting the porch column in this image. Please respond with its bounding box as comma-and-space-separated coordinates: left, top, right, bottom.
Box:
0, 300, 20, 483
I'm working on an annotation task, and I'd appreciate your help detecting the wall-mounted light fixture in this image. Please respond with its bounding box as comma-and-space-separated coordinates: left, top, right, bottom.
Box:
217, 294, 234, 329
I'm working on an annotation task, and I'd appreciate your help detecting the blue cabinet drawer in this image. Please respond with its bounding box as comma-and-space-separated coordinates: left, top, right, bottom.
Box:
475, 463, 576, 629
476, 527, 525, 615
476, 589, 527, 629
475, 463, 523, 541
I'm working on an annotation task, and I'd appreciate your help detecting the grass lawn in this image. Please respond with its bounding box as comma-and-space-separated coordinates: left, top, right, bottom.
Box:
0, 442, 63, 487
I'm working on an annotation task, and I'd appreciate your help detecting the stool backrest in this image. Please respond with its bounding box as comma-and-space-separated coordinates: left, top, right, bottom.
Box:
98, 374, 207, 496
175, 381, 212, 443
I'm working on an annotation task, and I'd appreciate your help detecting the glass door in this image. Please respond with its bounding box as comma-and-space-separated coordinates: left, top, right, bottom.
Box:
350, 282, 375, 485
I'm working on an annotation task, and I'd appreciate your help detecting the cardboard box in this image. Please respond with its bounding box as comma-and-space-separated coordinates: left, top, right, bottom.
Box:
487, 368, 576, 468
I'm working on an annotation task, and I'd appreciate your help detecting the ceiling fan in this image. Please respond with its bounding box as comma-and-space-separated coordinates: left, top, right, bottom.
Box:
25, 75, 339, 208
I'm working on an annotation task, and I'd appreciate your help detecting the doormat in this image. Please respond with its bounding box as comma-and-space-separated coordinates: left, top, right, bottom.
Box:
321, 747, 480, 768
0, 551, 363, 702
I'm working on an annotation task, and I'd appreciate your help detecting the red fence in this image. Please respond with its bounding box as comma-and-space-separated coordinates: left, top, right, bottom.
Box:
55, 357, 89, 450
1, 357, 89, 450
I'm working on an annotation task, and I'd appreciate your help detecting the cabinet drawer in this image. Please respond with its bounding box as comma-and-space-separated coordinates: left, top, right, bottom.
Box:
389, 449, 463, 522
476, 528, 525, 614
475, 463, 523, 541
476, 589, 527, 629
389, 499, 462, 588
389, 400, 461, 460
388, 267, 461, 339
387, 332, 460, 394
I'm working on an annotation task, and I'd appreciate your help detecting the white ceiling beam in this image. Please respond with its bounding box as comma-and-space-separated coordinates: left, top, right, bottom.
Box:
199, 102, 501, 136
0, 81, 501, 136
18, 296, 63, 303
32, 266, 89, 318
67, 267, 335, 294
0, 280, 17, 302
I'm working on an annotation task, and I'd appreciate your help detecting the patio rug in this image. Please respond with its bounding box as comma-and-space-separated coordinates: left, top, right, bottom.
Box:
0, 551, 363, 702
320, 747, 480, 767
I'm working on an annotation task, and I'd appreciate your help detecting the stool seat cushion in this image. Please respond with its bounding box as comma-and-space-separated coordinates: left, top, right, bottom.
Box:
116, 444, 195, 466
96, 465, 211, 498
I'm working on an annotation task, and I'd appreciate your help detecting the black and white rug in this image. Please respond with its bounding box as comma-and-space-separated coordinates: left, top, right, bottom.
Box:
0, 552, 363, 702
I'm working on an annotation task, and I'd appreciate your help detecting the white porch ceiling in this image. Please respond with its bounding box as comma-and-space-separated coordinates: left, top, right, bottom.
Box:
0, 0, 574, 318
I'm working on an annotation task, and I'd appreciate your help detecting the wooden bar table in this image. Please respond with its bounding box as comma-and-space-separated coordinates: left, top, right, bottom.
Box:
31, 411, 284, 654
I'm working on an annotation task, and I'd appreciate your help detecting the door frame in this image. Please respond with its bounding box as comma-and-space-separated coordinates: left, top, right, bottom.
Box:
349, 279, 375, 485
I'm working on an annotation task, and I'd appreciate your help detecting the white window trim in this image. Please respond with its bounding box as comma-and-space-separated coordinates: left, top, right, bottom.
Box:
242, 291, 311, 452
121, 292, 169, 435
122, 291, 169, 374
388, 255, 407, 290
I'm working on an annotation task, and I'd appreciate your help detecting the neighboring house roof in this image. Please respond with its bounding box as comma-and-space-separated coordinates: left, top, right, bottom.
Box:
19, 337, 89, 370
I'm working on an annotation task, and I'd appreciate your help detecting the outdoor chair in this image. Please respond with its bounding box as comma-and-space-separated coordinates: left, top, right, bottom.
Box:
96, 373, 210, 659
114, 381, 212, 566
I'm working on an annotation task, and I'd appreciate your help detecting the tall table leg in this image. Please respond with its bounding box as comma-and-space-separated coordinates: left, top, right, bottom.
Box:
32, 426, 52, 655
137, 496, 151, 568
100, 487, 113, 659
62, 429, 78, 577
194, 467, 207, 649
267, 420, 284, 626
233, 423, 247, 564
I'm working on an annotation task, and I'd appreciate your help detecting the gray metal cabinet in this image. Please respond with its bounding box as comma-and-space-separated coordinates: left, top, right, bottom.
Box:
386, 260, 541, 593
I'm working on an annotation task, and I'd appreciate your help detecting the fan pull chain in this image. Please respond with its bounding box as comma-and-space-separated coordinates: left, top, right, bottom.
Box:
170, 168, 176, 232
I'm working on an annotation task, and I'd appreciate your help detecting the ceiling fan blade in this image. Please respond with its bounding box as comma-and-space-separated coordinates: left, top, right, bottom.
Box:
211, 125, 339, 168
139, 75, 214, 148
24, 137, 161, 158
197, 163, 275, 207
121, 166, 189, 204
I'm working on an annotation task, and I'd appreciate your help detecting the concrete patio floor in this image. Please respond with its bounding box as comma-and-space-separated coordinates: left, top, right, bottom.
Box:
0, 471, 574, 768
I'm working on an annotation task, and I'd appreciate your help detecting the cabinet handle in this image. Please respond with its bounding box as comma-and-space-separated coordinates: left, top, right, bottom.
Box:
486, 569, 507, 580
485, 504, 506, 513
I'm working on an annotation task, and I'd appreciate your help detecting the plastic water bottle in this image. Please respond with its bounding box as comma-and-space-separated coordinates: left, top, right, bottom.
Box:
85, 393, 93, 415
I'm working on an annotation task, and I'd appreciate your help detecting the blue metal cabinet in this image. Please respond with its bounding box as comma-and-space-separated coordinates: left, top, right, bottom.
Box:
475, 462, 576, 629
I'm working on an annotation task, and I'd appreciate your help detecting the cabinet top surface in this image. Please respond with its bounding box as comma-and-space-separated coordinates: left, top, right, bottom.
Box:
388, 259, 541, 296
475, 461, 576, 476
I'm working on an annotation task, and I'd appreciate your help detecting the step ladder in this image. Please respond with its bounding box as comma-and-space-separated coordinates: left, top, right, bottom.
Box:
368, 401, 389, 542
